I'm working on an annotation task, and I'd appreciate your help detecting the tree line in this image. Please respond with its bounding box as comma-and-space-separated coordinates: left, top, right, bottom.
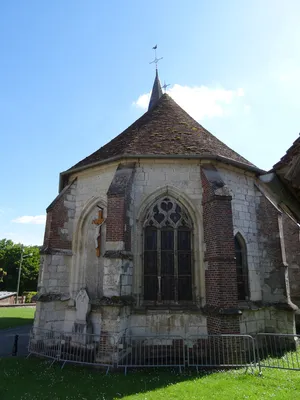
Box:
0, 239, 40, 294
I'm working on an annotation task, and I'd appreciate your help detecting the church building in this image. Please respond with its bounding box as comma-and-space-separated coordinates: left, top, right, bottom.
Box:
34, 69, 300, 341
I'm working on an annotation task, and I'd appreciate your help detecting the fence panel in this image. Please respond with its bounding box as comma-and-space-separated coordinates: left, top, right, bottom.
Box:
116, 335, 185, 371
187, 334, 256, 369
29, 329, 300, 373
256, 333, 300, 371
28, 327, 116, 369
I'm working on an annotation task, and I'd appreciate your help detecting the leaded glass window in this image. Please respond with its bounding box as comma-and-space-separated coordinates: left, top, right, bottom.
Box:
143, 197, 193, 304
235, 234, 249, 301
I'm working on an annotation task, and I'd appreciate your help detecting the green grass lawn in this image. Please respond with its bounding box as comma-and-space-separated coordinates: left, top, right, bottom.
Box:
0, 307, 35, 329
1, 357, 300, 400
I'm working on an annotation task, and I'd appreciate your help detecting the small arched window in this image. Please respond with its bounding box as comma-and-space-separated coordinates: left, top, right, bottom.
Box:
234, 233, 249, 301
143, 197, 193, 304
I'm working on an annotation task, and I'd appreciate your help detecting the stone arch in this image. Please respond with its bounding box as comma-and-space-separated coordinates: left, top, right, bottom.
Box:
70, 196, 107, 299
234, 231, 249, 300
133, 185, 204, 306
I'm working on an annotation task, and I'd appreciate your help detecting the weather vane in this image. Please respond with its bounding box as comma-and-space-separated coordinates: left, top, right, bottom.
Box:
162, 81, 170, 92
149, 45, 163, 69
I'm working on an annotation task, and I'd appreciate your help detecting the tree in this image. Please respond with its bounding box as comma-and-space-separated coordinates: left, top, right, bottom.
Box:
0, 239, 40, 294
0, 267, 7, 283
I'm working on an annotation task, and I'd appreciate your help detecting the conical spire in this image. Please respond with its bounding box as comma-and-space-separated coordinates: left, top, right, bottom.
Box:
148, 68, 163, 111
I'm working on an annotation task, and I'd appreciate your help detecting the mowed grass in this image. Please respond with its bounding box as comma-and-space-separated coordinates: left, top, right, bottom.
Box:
0, 307, 35, 329
1, 357, 300, 400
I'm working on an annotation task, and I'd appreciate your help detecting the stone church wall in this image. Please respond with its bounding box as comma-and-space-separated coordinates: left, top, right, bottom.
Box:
283, 213, 300, 307
35, 158, 298, 336
218, 166, 262, 302
218, 165, 296, 334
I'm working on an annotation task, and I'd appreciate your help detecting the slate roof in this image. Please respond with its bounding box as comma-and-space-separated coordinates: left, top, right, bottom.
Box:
68, 93, 254, 172
0, 291, 16, 300
148, 69, 163, 111
273, 136, 300, 171
272, 135, 300, 204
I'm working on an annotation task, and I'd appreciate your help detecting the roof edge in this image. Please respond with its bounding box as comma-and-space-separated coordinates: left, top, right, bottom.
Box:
59, 154, 265, 191
48, 178, 77, 212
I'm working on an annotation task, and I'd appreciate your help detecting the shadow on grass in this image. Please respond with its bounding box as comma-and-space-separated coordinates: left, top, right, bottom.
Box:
0, 357, 237, 400
0, 317, 34, 330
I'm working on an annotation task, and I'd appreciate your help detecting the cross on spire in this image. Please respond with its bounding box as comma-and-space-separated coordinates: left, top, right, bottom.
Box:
149, 44, 163, 69
162, 81, 170, 93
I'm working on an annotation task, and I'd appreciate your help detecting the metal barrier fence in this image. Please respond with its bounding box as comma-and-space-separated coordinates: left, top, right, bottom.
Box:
256, 333, 300, 372
116, 335, 186, 374
27, 329, 300, 374
186, 334, 256, 370
28, 327, 117, 372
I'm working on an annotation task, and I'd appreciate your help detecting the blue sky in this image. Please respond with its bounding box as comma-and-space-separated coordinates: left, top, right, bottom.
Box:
1, 0, 300, 246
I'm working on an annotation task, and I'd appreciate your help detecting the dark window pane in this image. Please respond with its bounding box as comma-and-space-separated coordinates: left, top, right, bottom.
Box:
144, 276, 157, 300
144, 251, 157, 274
170, 212, 181, 224
178, 229, 191, 250
178, 253, 191, 275
178, 276, 192, 301
154, 213, 164, 224
161, 251, 174, 275
145, 227, 157, 250
161, 229, 174, 250
235, 235, 248, 300
161, 276, 174, 301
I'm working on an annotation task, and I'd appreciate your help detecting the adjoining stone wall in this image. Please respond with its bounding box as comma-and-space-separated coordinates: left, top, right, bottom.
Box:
283, 213, 300, 307
240, 309, 265, 334
256, 195, 288, 303
240, 308, 295, 334
130, 312, 207, 337
219, 167, 262, 301
34, 301, 67, 331
39, 253, 71, 295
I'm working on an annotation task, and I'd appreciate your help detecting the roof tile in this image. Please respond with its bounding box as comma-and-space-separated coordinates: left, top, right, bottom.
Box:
69, 94, 254, 171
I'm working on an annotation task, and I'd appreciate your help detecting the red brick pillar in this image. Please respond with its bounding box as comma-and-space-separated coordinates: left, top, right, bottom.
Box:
106, 163, 136, 252
201, 165, 240, 334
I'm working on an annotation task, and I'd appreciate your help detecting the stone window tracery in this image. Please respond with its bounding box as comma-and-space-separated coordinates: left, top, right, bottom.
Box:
143, 197, 193, 304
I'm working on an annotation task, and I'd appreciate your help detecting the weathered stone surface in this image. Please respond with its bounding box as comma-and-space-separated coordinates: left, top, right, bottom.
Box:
75, 289, 90, 322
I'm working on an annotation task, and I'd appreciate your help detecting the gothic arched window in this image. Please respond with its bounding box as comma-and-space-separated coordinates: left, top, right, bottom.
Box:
143, 197, 193, 304
235, 233, 249, 301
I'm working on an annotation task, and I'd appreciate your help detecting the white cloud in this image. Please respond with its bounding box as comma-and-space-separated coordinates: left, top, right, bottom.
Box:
12, 215, 46, 225
133, 84, 247, 121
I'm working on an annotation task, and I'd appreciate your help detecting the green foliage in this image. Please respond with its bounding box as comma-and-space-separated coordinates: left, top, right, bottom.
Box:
0, 238, 40, 294
23, 291, 37, 303
0, 267, 7, 282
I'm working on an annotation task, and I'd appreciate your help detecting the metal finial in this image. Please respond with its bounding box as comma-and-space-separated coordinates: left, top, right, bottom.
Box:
149, 45, 163, 68
162, 81, 170, 93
